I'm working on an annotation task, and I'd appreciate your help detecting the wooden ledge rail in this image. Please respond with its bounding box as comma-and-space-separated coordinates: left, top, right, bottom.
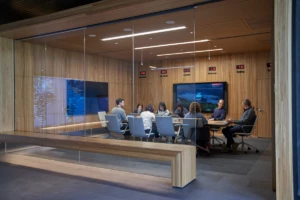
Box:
0, 131, 196, 188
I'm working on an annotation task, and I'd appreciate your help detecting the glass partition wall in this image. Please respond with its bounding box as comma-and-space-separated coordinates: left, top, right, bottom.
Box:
9, 0, 273, 189
14, 8, 198, 139
12, 7, 198, 168
133, 9, 196, 117
15, 30, 87, 135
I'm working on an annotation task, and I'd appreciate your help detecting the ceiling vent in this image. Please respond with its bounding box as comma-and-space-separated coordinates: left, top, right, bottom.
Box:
243, 15, 272, 29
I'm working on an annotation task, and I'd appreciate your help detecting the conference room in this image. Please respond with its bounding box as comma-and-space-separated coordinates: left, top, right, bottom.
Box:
0, 0, 275, 198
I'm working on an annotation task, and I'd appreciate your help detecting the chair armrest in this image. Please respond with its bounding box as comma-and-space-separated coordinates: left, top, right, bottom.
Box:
241, 125, 254, 133
174, 124, 189, 127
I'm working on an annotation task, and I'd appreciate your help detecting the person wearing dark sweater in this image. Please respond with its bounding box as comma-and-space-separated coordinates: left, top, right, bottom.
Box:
222, 99, 256, 152
208, 99, 226, 121
133, 103, 143, 114
174, 102, 188, 118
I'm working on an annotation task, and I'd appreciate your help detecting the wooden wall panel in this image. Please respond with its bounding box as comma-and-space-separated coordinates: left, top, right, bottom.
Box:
274, 0, 293, 199
15, 41, 133, 133
256, 79, 272, 138
136, 52, 271, 138
0, 37, 14, 132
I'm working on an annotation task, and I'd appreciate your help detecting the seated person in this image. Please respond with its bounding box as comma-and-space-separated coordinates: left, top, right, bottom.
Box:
174, 102, 188, 118
140, 104, 158, 137
156, 102, 170, 116
222, 99, 256, 152
184, 102, 208, 125
111, 98, 130, 136
183, 102, 208, 145
133, 103, 143, 114
208, 99, 226, 121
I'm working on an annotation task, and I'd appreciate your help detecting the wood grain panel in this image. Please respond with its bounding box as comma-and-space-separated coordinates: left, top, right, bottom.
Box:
136, 51, 271, 137
15, 41, 133, 132
256, 79, 272, 138
0, 0, 209, 39
274, 0, 293, 199
0, 130, 196, 188
0, 154, 172, 191
0, 37, 14, 132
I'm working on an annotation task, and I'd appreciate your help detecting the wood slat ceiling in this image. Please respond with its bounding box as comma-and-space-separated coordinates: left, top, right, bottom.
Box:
0, 0, 101, 25
18, 0, 273, 62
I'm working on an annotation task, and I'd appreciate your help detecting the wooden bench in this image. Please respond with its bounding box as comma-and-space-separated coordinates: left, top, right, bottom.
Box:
0, 131, 196, 188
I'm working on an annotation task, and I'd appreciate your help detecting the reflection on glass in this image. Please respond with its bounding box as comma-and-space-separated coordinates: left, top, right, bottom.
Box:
34, 76, 108, 132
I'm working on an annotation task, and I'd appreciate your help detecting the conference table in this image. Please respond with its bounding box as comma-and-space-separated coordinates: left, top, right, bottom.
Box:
170, 118, 229, 147
171, 118, 228, 127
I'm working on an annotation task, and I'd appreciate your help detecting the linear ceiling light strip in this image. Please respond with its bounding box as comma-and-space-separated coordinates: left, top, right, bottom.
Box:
134, 39, 209, 50
101, 26, 186, 41
157, 48, 223, 56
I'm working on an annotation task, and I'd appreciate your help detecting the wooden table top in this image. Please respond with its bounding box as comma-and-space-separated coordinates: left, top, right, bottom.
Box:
207, 120, 228, 126
171, 118, 228, 126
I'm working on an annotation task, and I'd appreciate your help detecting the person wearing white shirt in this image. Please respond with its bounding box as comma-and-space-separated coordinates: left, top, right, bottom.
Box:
140, 104, 158, 137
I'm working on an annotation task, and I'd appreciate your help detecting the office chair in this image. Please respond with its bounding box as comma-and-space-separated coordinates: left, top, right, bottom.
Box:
98, 111, 107, 128
105, 114, 128, 139
234, 115, 259, 153
182, 118, 210, 155
210, 126, 225, 146
156, 116, 179, 143
128, 116, 154, 141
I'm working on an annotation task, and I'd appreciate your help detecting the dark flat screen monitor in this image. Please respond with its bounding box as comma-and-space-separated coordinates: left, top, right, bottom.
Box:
173, 82, 228, 113
67, 80, 108, 115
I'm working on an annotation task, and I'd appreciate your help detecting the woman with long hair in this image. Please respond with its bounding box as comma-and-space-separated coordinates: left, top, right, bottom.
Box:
156, 102, 170, 116
133, 103, 143, 114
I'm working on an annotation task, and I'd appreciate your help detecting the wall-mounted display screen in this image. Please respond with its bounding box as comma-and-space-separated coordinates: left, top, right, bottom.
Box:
67, 80, 108, 115
173, 82, 228, 113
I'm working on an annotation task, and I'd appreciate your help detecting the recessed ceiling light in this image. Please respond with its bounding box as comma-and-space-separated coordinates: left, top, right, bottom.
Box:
190, 32, 193, 34
115, 42, 118, 44
123, 28, 132, 32
157, 48, 223, 57
101, 26, 186, 41
166, 21, 175, 24
88, 34, 96, 37
149, 37, 152, 40
214, 46, 217, 47
135, 39, 209, 50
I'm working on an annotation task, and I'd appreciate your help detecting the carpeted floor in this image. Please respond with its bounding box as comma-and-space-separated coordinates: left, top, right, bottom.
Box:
0, 136, 275, 200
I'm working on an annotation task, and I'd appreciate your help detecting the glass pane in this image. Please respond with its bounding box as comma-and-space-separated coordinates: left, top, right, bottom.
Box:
132, 9, 196, 144
85, 20, 133, 138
